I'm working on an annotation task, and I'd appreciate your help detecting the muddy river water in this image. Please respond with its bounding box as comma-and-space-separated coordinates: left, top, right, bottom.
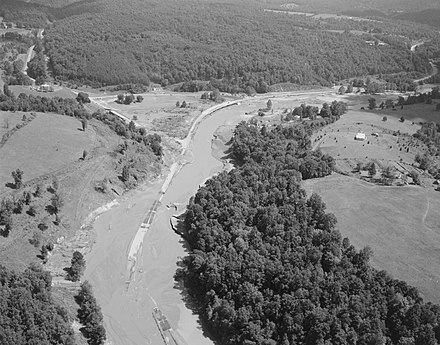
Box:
84, 102, 254, 345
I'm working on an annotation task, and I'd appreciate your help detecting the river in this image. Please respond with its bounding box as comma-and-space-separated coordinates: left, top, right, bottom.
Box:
83, 89, 335, 345
83, 101, 253, 345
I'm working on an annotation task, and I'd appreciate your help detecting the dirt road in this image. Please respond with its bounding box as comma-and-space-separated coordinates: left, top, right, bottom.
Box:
414, 61, 438, 84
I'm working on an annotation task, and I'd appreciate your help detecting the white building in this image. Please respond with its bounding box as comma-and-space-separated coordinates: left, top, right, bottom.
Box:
355, 133, 366, 141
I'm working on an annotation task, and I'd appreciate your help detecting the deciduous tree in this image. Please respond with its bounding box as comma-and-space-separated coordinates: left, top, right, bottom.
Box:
11, 169, 23, 189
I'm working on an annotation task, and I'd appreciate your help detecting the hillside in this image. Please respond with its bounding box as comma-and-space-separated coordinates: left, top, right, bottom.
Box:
41, 0, 434, 90
395, 9, 440, 28
0, 110, 161, 271
289, 0, 440, 13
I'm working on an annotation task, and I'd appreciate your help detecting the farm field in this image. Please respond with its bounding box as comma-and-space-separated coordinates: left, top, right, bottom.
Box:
0, 112, 96, 186
311, 109, 423, 171
0, 111, 27, 137
9, 84, 78, 99
302, 173, 440, 303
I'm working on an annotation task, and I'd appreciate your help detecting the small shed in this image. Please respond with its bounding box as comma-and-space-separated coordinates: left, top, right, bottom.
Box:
355, 133, 366, 141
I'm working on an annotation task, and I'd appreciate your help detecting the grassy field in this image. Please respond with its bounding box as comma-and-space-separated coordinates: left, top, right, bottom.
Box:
311, 109, 424, 171
0, 111, 28, 138
0, 113, 97, 186
302, 173, 440, 303
9, 85, 77, 99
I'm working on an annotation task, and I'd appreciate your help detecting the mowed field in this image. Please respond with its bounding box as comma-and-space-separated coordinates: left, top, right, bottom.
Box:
0, 112, 97, 188
303, 174, 440, 303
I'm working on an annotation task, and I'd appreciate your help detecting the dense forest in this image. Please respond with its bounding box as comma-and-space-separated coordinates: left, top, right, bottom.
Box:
178, 120, 440, 345
0, 264, 75, 344
40, 0, 433, 90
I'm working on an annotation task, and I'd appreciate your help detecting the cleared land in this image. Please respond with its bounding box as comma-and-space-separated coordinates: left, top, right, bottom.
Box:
9, 84, 78, 99
92, 92, 217, 139
0, 113, 95, 185
303, 173, 440, 303
312, 108, 423, 173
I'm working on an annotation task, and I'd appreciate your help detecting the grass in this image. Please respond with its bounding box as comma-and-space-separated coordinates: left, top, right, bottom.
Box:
302, 173, 440, 303
9, 85, 77, 99
0, 111, 27, 138
0, 113, 97, 187
311, 109, 423, 169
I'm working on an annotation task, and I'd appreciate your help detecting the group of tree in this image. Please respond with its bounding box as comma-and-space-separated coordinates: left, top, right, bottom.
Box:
92, 110, 163, 157
68, 250, 86, 281
285, 100, 347, 121
0, 84, 89, 117
1, 32, 37, 86
116, 93, 143, 105
413, 122, 440, 178
27, 50, 47, 85
40, 0, 435, 91
178, 118, 440, 345
0, 264, 75, 344
75, 281, 106, 345
201, 88, 223, 102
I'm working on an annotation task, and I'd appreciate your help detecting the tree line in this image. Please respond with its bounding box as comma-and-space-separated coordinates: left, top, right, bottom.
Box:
178, 118, 440, 345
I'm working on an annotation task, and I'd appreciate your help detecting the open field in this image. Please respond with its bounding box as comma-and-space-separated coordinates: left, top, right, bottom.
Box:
0, 113, 96, 186
9, 85, 77, 99
302, 173, 440, 303
312, 109, 424, 171
0, 111, 27, 137
378, 101, 440, 124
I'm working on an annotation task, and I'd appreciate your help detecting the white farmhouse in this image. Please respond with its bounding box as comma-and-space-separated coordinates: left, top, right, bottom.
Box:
355, 132, 366, 141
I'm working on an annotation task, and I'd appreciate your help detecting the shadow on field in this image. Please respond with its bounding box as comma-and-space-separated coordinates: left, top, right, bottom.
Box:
4, 182, 15, 189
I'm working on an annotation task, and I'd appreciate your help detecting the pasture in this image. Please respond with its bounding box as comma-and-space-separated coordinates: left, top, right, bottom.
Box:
0, 111, 27, 138
311, 109, 424, 172
0, 113, 97, 188
302, 173, 440, 303
9, 85, 77, 99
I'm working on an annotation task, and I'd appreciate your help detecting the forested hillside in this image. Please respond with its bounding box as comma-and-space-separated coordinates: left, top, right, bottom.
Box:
179, 121, 440, 345
288, 0, 440, 13
42, 0, 433, 90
